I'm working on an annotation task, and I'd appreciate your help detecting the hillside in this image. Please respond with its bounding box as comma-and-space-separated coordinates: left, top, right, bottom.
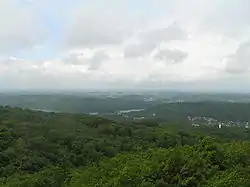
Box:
0, 106, 250, 186
127, 102, 250, 123
69, 140, 250, 187
0, 94, 157, 113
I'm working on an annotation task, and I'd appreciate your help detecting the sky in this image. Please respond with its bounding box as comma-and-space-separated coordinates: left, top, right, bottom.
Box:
1, 0, 250, 92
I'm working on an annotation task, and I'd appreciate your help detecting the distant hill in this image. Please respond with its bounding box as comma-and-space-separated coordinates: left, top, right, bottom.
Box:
0, 94, 157, 113
127, 102, 250, 122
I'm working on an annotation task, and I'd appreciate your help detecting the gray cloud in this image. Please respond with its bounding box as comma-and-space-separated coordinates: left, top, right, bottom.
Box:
63, 53, 84, 65
64, 2, 138, 49
123, 43, 156, 58
124, 22, 187, 58
0, 0, 47, 54
63, 51, 110, 70
140, 22, 187, 45
225, 41, 250, 74
88, 51, 110, 70
154, 49, 188, 64
0, 57, 19, 65
202, 0, 250, 37
65, 20, 128, 48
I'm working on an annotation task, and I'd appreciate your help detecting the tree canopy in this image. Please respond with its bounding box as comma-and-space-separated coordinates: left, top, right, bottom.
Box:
0, 106, 250, 186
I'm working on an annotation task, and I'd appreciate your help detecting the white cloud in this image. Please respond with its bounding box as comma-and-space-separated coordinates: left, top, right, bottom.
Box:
200, 0, 250, 37
2, 0, 250, 91
63, 1, 140, 49
63, 53, 84, 65
62, 50, 110, 70
0, 0, 47, 54
225, 41, 250, 74
139, 22, 187, 45
123, 43, 155, 58
124, 22, 187, 58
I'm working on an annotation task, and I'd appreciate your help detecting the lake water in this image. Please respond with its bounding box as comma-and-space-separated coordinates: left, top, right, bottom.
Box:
118, 109, 145, 114
31, 108, 59, 113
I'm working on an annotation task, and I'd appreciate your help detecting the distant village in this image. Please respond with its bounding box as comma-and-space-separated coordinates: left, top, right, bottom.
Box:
90, 109, 250, 128
188, 116, 249, 129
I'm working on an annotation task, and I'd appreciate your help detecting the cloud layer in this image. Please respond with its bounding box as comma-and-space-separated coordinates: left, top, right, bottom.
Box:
0, 0, 47, 54
154, 49, 188, 64
1, 0, 250, 91
225, 41, 250, 74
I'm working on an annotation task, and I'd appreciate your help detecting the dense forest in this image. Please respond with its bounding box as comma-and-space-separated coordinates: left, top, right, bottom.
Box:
3, 93, 250, 124
1, 106, 250, 186
128, 102, 250, 123
0, 94, 157, 113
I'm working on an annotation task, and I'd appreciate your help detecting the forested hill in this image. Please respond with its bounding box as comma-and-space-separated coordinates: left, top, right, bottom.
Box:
129, 102, 250, 122
0, 94, 156, 113
2, 93, 250, 124
1, 107, 250, 186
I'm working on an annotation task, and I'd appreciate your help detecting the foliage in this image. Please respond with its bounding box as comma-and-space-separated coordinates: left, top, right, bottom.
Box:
132, 102, 250, 123
1, 106, 250, 186
69, 140, 250, 187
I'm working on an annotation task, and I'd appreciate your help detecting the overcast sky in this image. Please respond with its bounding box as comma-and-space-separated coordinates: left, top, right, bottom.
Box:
1, 0, 250, 92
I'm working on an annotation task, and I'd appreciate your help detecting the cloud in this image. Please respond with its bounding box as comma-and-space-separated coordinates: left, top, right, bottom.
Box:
63, 1, 137, 49
0, 56, 20, 65
140, 22, 187, 45
124, 22, 187, 58
63, 53, 85, 65
65, 16, 127, 48
225, 41, 250, 74
0, 57, 81, 90
2, 0, 250, 91
123, 43, 155, 58
88, 51, 110, 70
62, 50, 110, 71
201, 0, 250, 37
0, 0, 47, 54
154, 49, 188, 63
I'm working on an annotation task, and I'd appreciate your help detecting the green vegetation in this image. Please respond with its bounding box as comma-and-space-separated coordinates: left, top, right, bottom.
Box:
129, 102, 250, 122
0, 94, 156, 113
1, 105, 250, 186
69, 140, 250, 187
